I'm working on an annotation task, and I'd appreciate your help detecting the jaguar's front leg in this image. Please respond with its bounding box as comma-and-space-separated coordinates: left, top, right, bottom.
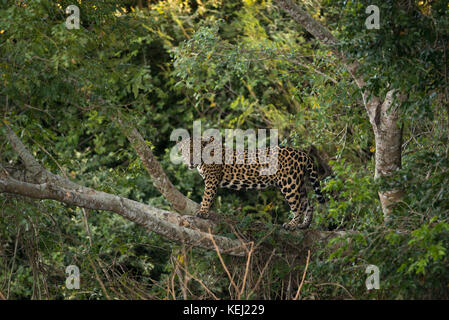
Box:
196, 181, 218, 219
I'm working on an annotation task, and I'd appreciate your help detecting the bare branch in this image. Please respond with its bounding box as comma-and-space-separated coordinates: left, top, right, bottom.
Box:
0, 175, 246, 256
114, 116, 200, 216
1, 124, 246, 256
293, 249, 310, 300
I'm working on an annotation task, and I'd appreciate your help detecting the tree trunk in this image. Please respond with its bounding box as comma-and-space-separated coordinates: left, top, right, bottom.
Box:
275, 0, 404, 221
367, 90, 405, 220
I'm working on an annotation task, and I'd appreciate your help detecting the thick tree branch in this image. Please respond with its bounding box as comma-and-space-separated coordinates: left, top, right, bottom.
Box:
0, 175, 246, 256
114, 116, 200, 216
4, 123, 81, 190
1, 123, 246, 256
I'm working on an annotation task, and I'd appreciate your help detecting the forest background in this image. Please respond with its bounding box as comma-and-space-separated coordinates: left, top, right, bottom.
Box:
0, 0, 448, 299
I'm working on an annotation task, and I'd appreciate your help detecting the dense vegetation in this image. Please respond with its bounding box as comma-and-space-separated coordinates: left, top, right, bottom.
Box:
1, 0, 448, 299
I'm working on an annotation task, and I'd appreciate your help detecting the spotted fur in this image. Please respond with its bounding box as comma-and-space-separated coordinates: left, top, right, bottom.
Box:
177, 137, 325, 230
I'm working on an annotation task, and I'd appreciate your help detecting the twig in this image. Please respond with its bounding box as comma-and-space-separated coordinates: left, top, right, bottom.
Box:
82, 208, 93, 247
169, 261, 177, 300
291, 58, 338, 84
174, 257, 220, 300
23, 104, 55, 120
238, 241, 254, 299
247, 249, 276, 298
173, 256, 188, 300
96, 258, 129, 300
293, 249, 310, 300
6, 226, 20, 299
312, 281, 354, 299
26, 133, 67, 177
208, 228, 240, 296
88, 256, 111, 300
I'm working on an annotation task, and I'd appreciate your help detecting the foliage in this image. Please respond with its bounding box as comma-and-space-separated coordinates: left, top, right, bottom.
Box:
1, 0, 449, 299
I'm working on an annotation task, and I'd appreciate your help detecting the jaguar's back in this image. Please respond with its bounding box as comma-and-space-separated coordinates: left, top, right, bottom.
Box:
177, 138, 325, 230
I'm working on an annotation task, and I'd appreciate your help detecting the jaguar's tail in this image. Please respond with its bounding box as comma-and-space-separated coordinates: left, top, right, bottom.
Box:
305, 156, 326, 204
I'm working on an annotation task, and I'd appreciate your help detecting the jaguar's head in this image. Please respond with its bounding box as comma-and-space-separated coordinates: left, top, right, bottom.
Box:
177, 136, 215, 170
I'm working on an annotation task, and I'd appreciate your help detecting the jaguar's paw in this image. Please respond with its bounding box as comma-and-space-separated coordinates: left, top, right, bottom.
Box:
282, 222, 296, 231
195, 210, 210, 219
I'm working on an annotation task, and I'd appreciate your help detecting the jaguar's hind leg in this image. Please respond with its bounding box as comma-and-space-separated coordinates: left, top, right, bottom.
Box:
293, 195, 314, 229
280, 186, 313, 231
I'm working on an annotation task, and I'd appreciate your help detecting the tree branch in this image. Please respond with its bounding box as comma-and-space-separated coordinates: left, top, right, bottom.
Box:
0, 174, 246, 256
4, 123, 81, 190
276, 0, 337, 46
1, 122, 354, 257
275, 0, 365, 89
114, 115, 200, 216
1, 123, 246, 256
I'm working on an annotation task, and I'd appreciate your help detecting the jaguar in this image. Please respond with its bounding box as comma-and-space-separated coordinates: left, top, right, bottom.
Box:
177, 137, 325, 230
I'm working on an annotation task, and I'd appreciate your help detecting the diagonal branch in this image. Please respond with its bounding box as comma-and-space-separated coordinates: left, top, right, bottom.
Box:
275, 0, 338, 46
275, 0, 365, 90
4, 123, 81, 190
114, 115, 200, 216
1, 123, 246, 256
